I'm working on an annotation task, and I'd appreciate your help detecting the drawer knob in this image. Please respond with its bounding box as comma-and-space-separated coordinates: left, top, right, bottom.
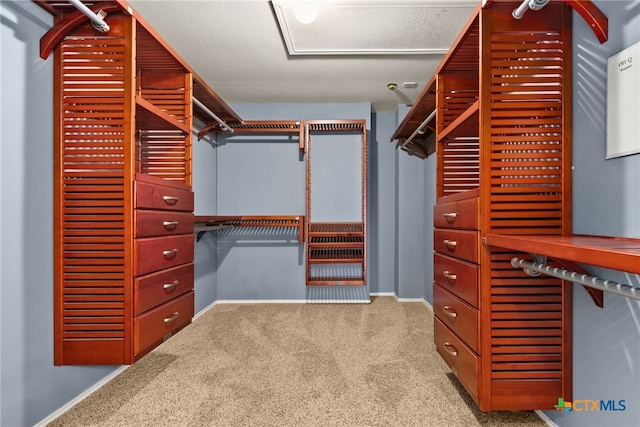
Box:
442, 306, 458, 318
443, 271, 457, 281
163, 195, 179, 205
443, 342, 458, 357
163, 312, 180, 324
163, 221, 179, 229
443, 240, 457, 249
163, 249, 179, 258
163, 280, 179, 290
443, 212, 457, 222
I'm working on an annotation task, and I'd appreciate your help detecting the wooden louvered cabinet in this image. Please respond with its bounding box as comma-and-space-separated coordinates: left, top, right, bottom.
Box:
40, 2, 241, 365
431, 1, 573, 410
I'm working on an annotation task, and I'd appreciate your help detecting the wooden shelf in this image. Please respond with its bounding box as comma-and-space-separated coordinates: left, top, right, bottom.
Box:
485, 234, 640, 274
437, 100, 479, 143
136, 96, 190, 133
208, 120, 305, 152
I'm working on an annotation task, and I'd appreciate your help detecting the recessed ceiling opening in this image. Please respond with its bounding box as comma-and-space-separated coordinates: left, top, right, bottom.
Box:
272, 1, 477, 56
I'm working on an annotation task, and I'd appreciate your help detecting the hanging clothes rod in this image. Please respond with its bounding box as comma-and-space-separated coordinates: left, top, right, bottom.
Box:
512, 0, 550, 19
68, 0, 110, 32
400, 109, 436, 150
193, 97, 234, 133
511, 257, 640, 302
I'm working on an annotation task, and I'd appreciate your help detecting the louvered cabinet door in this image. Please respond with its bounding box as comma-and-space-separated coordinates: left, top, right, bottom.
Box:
53, 14, 135, 365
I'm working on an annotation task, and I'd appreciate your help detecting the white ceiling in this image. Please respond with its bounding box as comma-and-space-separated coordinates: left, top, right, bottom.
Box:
127, 0, 477, 113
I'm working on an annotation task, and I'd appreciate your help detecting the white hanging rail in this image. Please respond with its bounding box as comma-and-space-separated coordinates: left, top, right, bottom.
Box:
512, 0, 550, 19
68, 0, 110, 32
400, 109, 436, 150
193, 97, 234, 133
511, 257, 640, 301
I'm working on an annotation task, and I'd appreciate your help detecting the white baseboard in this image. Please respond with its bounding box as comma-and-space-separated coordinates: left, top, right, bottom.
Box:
535, 410, 559, 427
214, 299, 309, 304
306, 299, 371, 304
370, 292, 433, 310
370, 292, 396, 297
192, 299, 220, 321
33, 366, 128, 427
396, 297, 425, 302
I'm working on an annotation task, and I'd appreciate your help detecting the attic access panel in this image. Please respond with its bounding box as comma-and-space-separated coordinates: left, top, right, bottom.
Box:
272, 1, 477, 55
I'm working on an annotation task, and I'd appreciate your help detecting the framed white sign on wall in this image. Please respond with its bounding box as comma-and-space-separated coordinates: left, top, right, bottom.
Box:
607, 40, 640, 159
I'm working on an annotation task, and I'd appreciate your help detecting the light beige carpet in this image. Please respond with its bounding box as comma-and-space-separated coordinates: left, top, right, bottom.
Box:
49, 296, 547, 427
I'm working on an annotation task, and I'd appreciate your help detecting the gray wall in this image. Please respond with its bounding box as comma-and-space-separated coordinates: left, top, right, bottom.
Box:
193, 123, 219, 312
394, 105, 431, 300
423, 142, 436, 304
204, 103, 372, 301
544, 1, 640, 426
1, 2, 122, 426
369, 111, 398, 294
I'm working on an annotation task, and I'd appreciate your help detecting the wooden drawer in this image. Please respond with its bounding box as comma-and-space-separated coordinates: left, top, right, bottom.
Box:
434, 252, 479, 307
434, 228, 479, 263
135, 179, 194, 212
435, 317, 479, 404
433, 284, 479, 353
134, 234, 194, 276
135, 210, 194, 238
134, 263, 194, 315
134, 291, 194, 358
434, 197, 478, 230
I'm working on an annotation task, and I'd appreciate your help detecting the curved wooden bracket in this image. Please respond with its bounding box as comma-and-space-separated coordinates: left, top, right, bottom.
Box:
39, 3, 126, 59
552, 258, 605, 308
564, 0, 608, 44
197, 121, 221, 141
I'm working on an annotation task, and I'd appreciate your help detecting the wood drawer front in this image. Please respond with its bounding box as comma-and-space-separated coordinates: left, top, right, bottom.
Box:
135, 234, 194, 276
134, 263, 194, 315
434, 228, 479, 263
435, 317, 479, 404
433, 253, 479, 307
135, 180, 194, 212
433, 197, 478, 230
134, 291, 194, 358
135, 210, 194, 238
433, 284, 479, 353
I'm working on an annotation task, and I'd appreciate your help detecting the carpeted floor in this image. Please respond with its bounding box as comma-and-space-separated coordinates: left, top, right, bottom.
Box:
49, 296, 548, 426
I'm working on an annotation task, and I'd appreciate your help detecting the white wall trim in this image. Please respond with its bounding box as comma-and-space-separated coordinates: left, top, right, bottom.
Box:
370, 292, 395, 297
214, 299, 309, 305
33, 366, 128, 427
535, 410, 559, 427
396, 297, 425, 303
370, 292, 432, 311
192, 299, 220, 321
